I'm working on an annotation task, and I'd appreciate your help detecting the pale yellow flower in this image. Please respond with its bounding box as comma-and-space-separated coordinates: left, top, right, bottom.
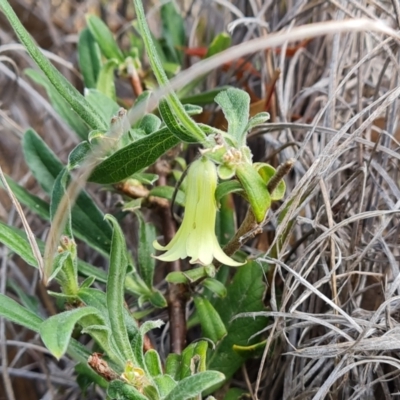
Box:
154, 157, 243, 266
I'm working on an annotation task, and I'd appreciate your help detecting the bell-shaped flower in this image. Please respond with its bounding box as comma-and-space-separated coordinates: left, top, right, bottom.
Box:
153, 157, 243, 267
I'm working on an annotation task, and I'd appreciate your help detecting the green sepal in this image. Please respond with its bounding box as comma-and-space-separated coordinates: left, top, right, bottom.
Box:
166, 265, 215, 284
254, 163, 286, 201
236, 164, 271, 222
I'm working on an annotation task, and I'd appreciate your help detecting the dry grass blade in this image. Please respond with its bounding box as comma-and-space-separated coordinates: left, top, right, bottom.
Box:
0, 165, 44, 278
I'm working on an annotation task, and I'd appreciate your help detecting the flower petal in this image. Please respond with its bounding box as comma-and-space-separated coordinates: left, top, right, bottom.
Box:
211, 237, 244, 267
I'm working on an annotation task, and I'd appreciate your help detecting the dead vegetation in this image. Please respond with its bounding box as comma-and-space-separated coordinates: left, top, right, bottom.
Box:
2, 0, 400, 399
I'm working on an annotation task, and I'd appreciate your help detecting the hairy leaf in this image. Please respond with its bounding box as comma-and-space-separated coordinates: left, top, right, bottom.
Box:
78, 27, 102, 89
89, 128, 179, 184
106, 215, 135, 362
164, 371, 225, 400
40, 306, 105, 359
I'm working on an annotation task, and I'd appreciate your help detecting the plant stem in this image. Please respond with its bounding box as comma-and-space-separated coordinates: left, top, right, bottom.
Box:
156, 166, 187, 354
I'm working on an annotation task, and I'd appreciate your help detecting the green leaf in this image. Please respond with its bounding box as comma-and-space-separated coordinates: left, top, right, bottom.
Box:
137, 114, 162, 135
245, 112, 270, 132
202, 278, 227, 298
22, 129, 113, 255
25, 69, 89, 140
96, 59, 118, 100
164, 371, 225, 400
7, 280, 40, 314
142, 385, 159, 400
22, 128, 64, 193
75, 362, 108, 391
131, 322, 164, 374
77, 288, 110, 322
160, 1, 185, 64
0, 0, 107, 130
153, 375, 177, 398
180, 86, 232, 106
223, 388, 247, 400
137, 213, 156, 287
0, 293, 42, 332
0, 221, 113, 288
165, 353, 181, 379
144, 349, 163, 378
208, 262, 266, 382
214, 88, 250, 145
106, 215, 135, 362
206, 33, 232, 57
133, 0, 206, 143
0, 221, 39, 268
107, 380, 148, 400
78, 27, 102, 89
86, 15, 124, 62
215, 181, 243, 205
148, 186, 185, 207
233, 339, 267, 357
180, 340, 208, 379
217, 164, 235, 180
85, 89, 120, 123
50, 168, 73, 235
1, 175, 50, 221
194, 296, 227, 343
236, 163, 271, 222
148, 290, 167, 308
39, 306, 104, 359
183, 104, 203, 116
78, 287, 138, 341
140, 320, 164, 336
89, 128, 179, 184
49, 251, 76, 289
68, 141, 91, 170
159, 100, 199, 143
131, 172, 159, 185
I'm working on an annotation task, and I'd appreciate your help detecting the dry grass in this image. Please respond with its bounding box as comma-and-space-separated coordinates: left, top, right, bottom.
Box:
2, 0, 400, 399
